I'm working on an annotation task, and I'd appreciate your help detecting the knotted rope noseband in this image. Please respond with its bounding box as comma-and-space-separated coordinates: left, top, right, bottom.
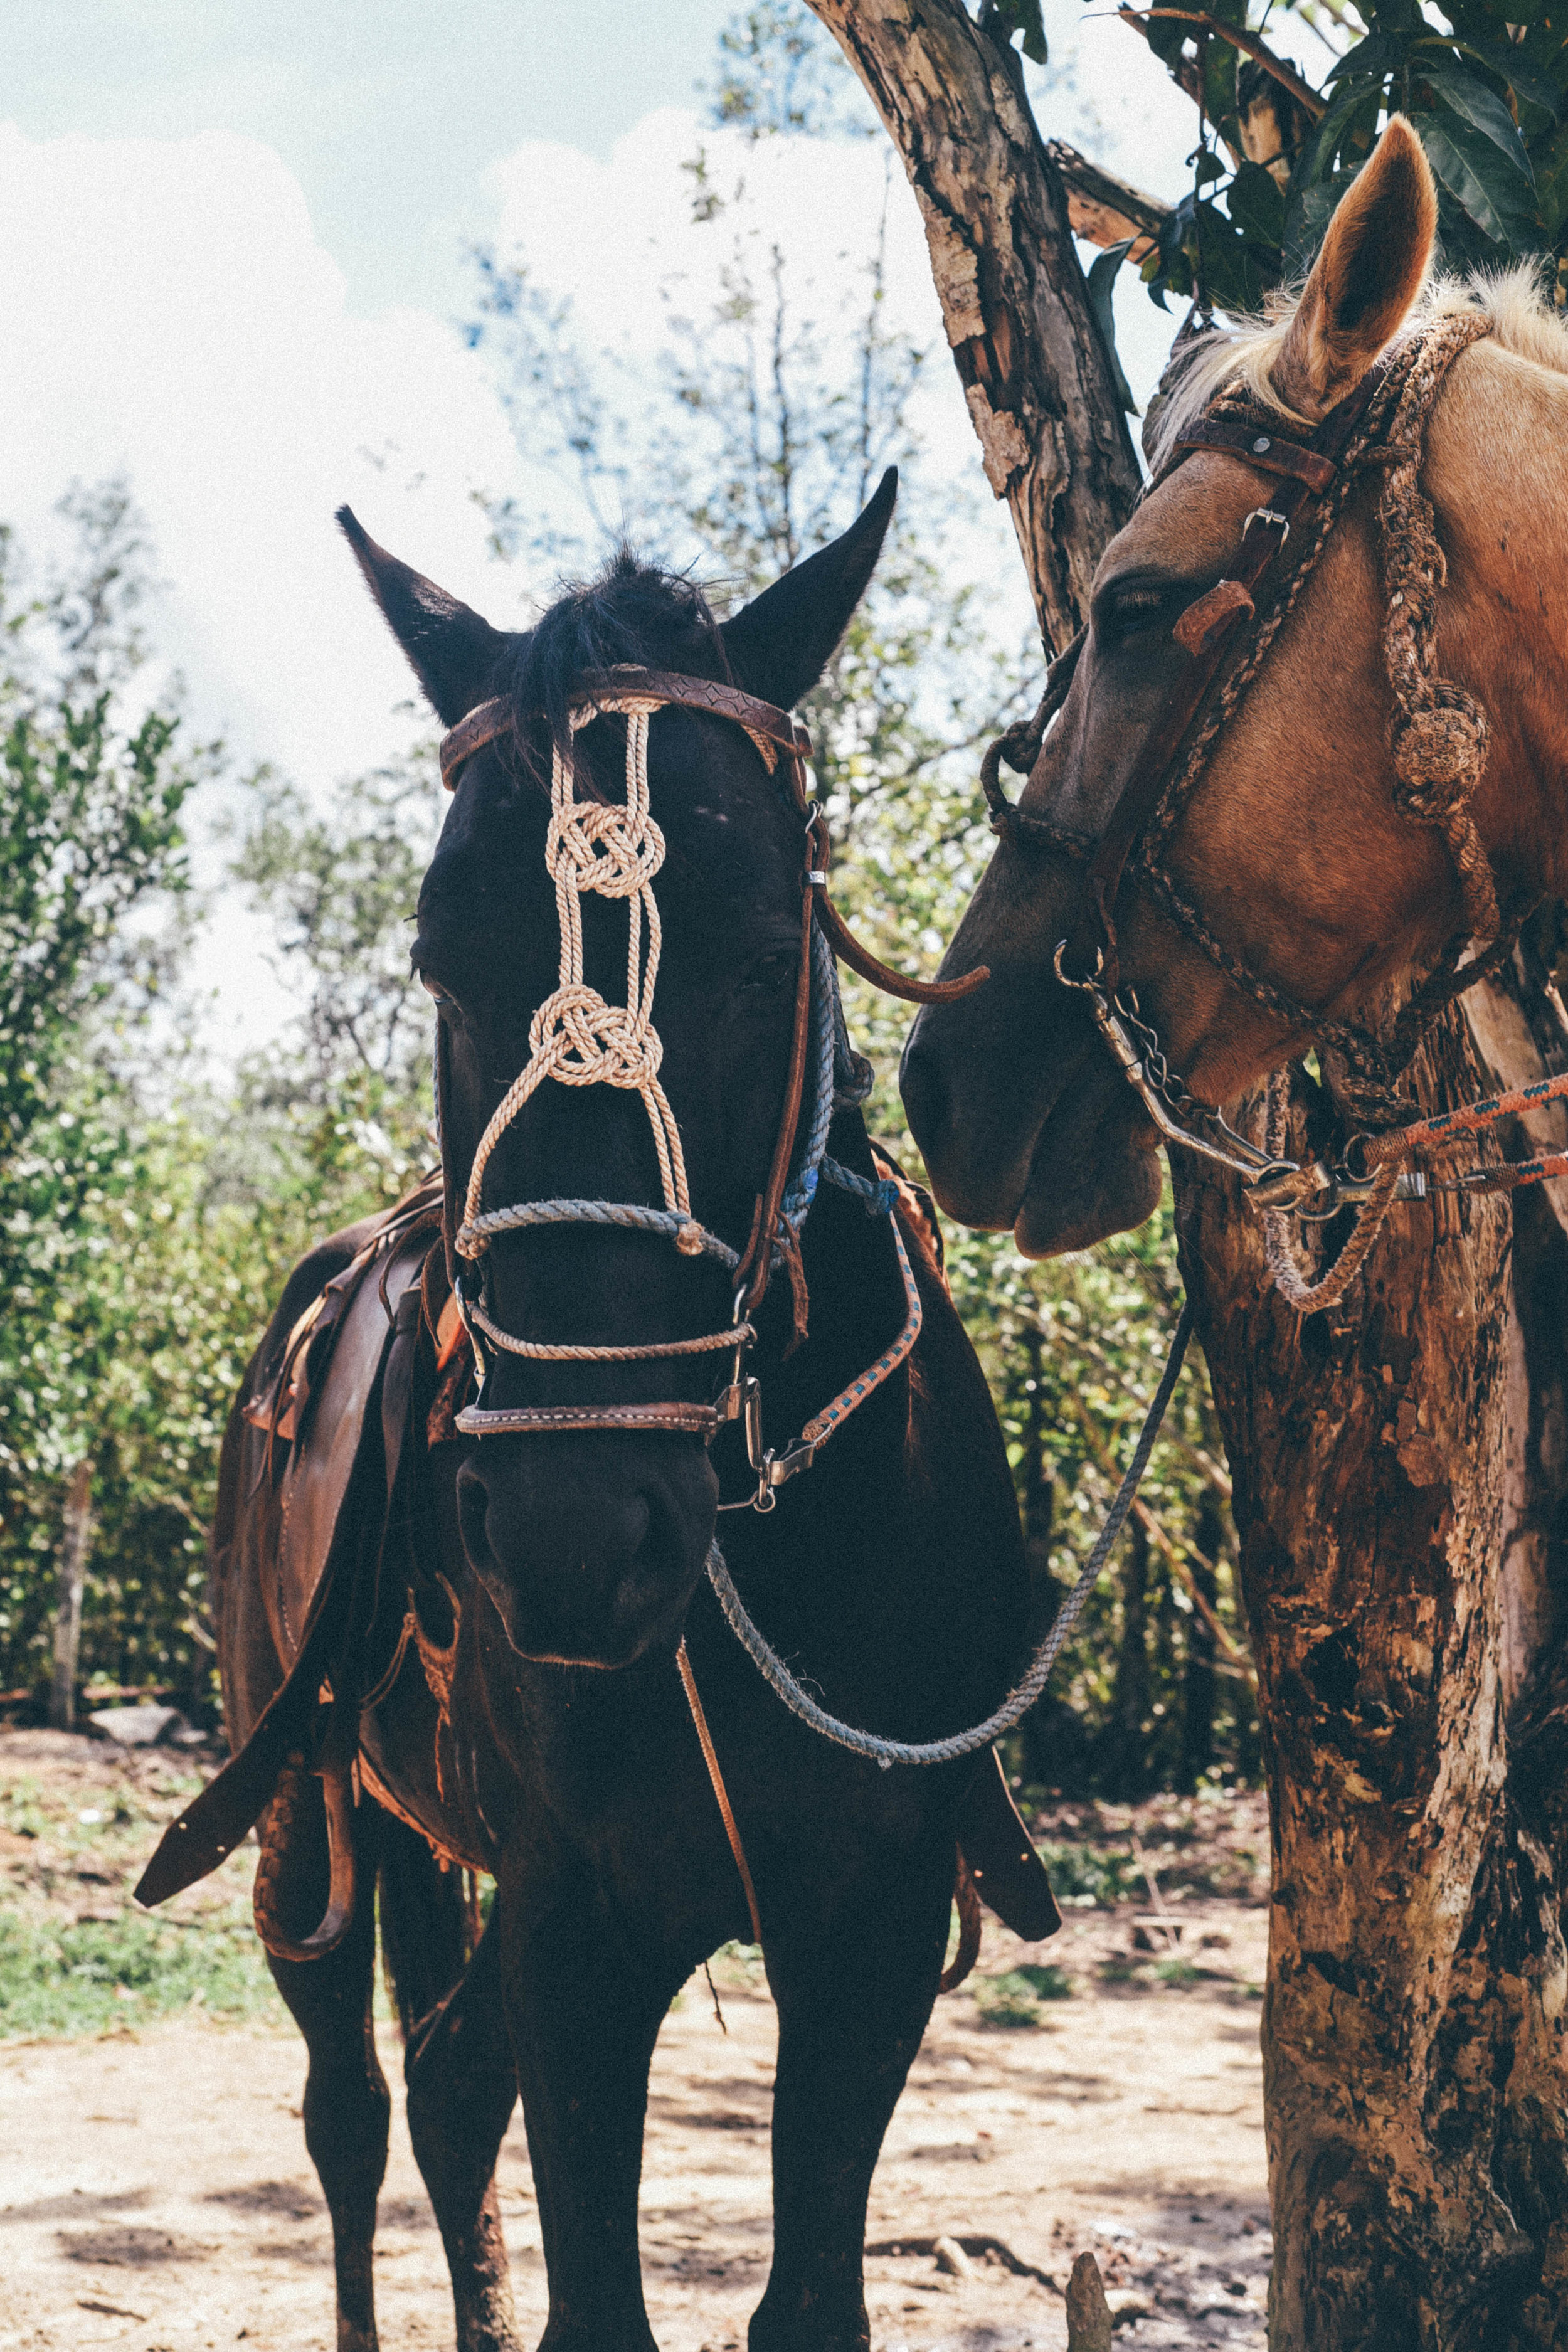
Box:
437, 665, 986, 1495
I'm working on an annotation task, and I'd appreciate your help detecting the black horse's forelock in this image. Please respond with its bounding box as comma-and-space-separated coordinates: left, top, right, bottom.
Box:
504, 549, 733, 780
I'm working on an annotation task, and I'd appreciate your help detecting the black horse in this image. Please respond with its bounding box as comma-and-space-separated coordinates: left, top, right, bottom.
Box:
147, 477, 1042, 2352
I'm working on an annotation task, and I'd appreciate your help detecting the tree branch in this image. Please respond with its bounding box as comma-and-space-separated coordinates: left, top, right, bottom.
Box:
1120, 9, 1327, 120
1045, 141, 1173, 258
805, 0, 1142, 649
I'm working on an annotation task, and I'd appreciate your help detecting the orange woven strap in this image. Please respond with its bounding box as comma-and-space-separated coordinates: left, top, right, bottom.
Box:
1364, 1067, 1568, 1163
676, 1638, 761, 1945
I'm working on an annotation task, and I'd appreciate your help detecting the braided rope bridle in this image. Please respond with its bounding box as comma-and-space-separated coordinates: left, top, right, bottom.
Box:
983, 309, 1549, 1313
436, 665, 985, 1501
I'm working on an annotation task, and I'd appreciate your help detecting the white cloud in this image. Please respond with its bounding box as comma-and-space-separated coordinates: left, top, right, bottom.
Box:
0, 121, 521, 1052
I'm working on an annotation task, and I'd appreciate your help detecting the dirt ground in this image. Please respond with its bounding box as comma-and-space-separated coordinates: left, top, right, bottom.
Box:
0, 1729, 1274, 2351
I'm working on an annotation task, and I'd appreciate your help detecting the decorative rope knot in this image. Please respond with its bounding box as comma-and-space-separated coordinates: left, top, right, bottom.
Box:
1391, 694, 1488, 808
546, 796, 666, 901
526, 982, 662, 1090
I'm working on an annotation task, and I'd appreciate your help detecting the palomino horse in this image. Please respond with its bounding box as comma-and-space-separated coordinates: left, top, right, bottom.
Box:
903, 116, 1557, 1268
139, 478, 1056, 2352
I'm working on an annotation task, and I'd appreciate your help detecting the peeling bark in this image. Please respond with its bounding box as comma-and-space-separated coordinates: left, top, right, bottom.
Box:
1172, 959, 1568, 2349
805, 0, 1142, 650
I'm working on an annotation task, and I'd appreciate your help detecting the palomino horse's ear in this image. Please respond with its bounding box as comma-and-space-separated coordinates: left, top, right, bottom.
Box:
336, 506, 512, 726
1271, 116, 1437, 421
721, 467, 898, 712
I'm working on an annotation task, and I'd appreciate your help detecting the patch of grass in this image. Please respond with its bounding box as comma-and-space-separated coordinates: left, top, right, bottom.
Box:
3, 1780, 46, 1840
0, 1909, 277, 2040
1155, 1954, 1200, 1988
972, 1969, 1068, 2028
1014, 1961, 1073, 2000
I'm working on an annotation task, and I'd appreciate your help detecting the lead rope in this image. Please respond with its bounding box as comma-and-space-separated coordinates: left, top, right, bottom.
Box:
704, 1300, 1194, 1767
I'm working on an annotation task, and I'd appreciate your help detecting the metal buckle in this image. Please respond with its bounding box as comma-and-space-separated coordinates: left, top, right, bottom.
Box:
1243, 507, 1290, 543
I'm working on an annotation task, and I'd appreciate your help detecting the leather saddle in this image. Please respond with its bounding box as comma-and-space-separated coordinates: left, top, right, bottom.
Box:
137, 1176, 1058, 1951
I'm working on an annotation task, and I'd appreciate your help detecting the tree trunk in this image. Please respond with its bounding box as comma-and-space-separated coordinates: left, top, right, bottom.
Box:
805, 0, 1142, 650
49, 1458, 93, 1732
1172, 965, 1568, 2348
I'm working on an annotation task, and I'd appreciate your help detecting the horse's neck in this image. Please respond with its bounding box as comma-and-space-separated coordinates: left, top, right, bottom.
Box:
1430, 344, 1568, 899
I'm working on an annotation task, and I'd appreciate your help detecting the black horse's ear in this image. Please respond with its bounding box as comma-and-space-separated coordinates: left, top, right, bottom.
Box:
336, 506, 512, 726
721, 467, 897, 712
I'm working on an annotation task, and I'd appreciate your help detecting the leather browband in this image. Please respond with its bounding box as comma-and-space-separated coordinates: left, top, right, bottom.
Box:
1173, 419, 1339, 494
438, 670, 812, 792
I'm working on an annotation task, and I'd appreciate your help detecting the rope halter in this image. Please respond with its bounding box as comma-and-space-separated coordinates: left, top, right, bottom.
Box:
436, 665, 985, 1474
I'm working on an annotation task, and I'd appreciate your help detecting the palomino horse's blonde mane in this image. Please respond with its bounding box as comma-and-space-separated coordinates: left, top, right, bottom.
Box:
1146, 265, 1568, 470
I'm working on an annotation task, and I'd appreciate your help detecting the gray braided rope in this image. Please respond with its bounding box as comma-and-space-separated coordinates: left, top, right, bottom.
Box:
780, 920, 838, 1234
464, 1197, 740, 1268
705, 1300, 1194, 1767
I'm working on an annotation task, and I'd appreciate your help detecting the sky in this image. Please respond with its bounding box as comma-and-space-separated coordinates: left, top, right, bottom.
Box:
1, 0, 1325, 1060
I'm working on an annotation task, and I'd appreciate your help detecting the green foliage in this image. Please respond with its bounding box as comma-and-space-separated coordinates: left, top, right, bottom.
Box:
0, 496, 436, 1703
0, 1905, 274, 2040
1126, 0, 1568, 315
973, 1968, 1059, 2026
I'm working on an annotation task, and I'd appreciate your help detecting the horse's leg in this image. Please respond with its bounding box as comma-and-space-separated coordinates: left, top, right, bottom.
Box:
495, 1880, 672, 2352
265, 1788, 389, 2352
750, 1843, 952, 2352
380, 1824, 522, 2352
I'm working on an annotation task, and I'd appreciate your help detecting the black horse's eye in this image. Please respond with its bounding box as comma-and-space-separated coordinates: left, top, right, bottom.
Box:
418, 972, 455, 1009
738, 948, 800, 997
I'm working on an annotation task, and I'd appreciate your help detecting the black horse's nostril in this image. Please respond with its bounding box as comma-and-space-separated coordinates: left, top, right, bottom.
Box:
453, 1442, 704, 1667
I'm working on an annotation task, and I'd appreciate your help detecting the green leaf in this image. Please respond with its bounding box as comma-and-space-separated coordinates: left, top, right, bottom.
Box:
1301, 78, 1383, 185
1226, 159, 1286, 250
987, 0, 1048, 66
1144, 9, 1190, 72
1323, 32, 1408, 87
1436, 35, 1564, 127
1531, 117, 1568, 241
1086, 239, 1140, 413
1418, 56, 1535, 181
1411, 110, 1539, 251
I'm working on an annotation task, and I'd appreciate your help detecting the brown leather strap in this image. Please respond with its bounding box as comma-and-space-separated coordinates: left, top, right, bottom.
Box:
439, 698, 511, 789
1080, 358, 1391, 989
438, 672, 812, 791
676, 1636, 762, 1944
736, 866, 818, 1316
1174, 418, 1339, 492
453, 1399, 720, 1437
578, 669, 813, 762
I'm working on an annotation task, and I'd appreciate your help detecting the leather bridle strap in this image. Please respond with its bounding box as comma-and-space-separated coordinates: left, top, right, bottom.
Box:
1080, 364, 1389, 993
